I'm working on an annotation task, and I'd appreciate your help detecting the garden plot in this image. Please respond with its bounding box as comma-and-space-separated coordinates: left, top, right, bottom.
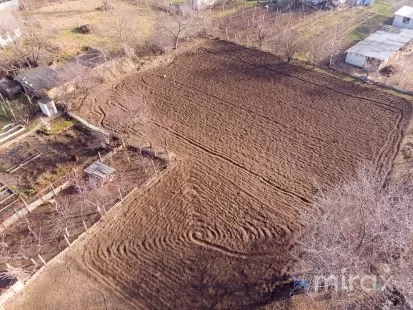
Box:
0, 117, 110, 194
0, 144, 166, 296
0, 124, 25, 144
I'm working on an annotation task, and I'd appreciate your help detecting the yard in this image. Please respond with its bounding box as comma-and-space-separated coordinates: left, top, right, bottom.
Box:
0, 116, 111, 194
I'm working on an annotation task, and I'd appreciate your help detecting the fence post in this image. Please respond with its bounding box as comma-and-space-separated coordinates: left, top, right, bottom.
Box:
83, 220, 89, 234
50, 183, 57, 197
118, 188, 122, 202
30, 258, 37, 266
20, 197, 30, 213
38, 254, 47, 266
64, 235, 71, 247
151, 160, 157, 175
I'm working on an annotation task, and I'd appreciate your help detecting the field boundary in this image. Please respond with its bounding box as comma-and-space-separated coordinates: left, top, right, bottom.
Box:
66, 111, 110, 136
0, 179, 71, 232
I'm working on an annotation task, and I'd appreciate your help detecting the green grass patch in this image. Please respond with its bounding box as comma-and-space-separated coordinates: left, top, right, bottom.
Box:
20, 188, 36, 199
350, 31, 365, 43
45, 119, 75, 135
372, 2, 392, 17
56, 29, 114, 58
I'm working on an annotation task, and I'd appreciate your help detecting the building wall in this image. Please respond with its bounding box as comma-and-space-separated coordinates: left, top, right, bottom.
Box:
0, 0, 19, 10
0, 28, 21, 48
345, 53, 366, 68
186, 0, 216, 10
393, 14, 413, 29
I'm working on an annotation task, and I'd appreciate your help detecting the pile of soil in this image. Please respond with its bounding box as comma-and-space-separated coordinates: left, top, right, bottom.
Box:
379, 65, 398, 77
76, 24, 93, 34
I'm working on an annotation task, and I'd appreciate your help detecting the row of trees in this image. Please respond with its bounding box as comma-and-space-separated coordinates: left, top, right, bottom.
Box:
241, 11, 344, 67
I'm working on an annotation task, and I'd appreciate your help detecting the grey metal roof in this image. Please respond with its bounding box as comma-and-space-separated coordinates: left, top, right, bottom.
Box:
84, 161, 115, 180
394, 6, 413, 19
15, 66, 59, 92
346, 26, 413, 61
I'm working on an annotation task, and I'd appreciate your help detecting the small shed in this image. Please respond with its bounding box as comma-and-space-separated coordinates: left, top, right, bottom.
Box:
345, 26, 413, 69
393, 6, 413, 30
84, 161, 115, 182
38, 97, 58, 117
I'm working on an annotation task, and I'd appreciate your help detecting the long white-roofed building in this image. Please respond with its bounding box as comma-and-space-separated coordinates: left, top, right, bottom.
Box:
345, 25, 413, 69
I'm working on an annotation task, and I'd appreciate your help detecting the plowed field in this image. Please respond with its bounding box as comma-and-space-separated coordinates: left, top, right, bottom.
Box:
7, 40, 411, 310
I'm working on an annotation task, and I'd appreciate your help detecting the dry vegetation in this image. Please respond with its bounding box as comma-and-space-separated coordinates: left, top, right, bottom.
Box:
5, 40, 411, 309
213, 1, 394, 67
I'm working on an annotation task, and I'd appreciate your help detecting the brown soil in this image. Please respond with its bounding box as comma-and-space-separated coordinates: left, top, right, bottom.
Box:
6, 40, 412, 309
0, 148, 165, 293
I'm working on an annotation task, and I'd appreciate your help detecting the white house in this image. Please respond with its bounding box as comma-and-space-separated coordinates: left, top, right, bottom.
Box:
393, 6, 413, 30
345, 26, 413, 69
0, 0, 19, 11
0, 7, 21, 48
186, 0, 216, 10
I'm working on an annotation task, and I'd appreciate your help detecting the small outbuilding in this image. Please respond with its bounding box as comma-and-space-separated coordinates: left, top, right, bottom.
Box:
393, 6, 413, 30
345, 26, 413, 69
38, 97, 58, 117
84, 161, 116, 183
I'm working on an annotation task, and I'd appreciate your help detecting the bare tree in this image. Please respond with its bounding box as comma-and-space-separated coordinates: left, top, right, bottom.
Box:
48, 197, 75, 242
290, 162, 413, 309
279, 29, 300, 63
307, 35, 324, 69
325, 25, 343, 68
10, 27, 49, 68
254, 21, 267, 49
103, 9, 140, 53
156, 4, 206, 49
